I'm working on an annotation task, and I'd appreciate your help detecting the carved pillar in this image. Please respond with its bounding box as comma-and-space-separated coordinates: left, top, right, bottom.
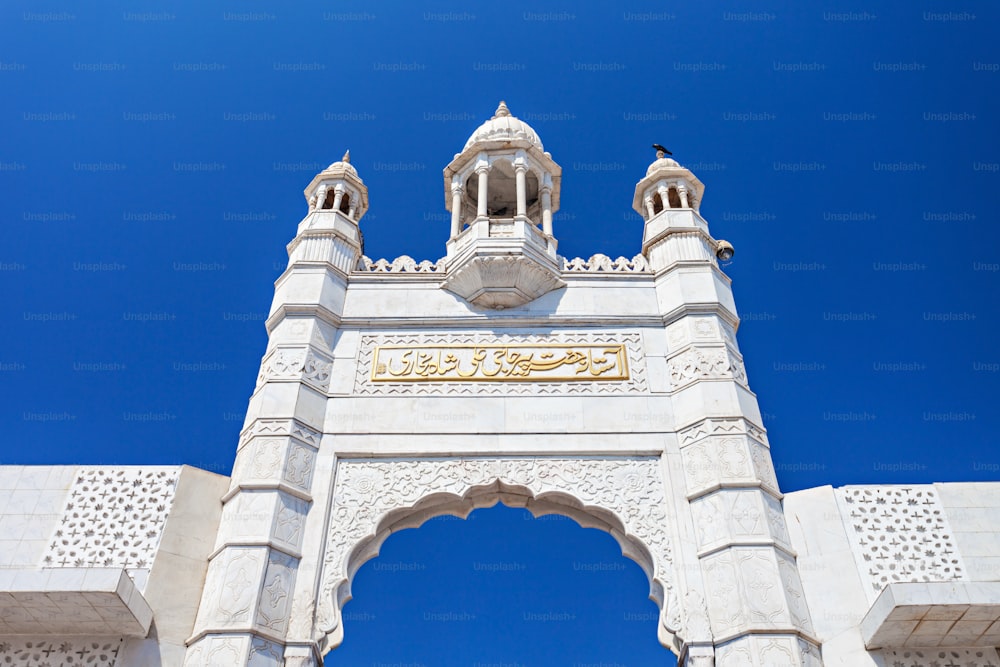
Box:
316, 185, 328, 210
644, 195, 655, 218
540, 186, 553, 236
657, 185, 671, 209
475, 164, 489, 219
331, 185, 345, 213
677, 184, 690, 208
514, 162, 528, 218
450, 181, 464, 237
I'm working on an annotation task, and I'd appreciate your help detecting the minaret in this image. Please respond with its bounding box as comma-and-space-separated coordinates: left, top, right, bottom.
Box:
184, 154, 368, 667
634, 152, 821, 664
440, 101, 564, 309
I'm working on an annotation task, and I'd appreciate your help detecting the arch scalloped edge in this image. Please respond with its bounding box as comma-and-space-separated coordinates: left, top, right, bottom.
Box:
311, 458, 686, 655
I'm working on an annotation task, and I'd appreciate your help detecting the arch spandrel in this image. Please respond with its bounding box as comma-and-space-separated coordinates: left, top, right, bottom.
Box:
311, 456, 693, 656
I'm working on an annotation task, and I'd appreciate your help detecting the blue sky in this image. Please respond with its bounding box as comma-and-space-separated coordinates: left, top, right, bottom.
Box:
2, 0, 998, 664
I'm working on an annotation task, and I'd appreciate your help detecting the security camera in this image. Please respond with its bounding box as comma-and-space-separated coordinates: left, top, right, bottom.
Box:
715, 240, 735, 261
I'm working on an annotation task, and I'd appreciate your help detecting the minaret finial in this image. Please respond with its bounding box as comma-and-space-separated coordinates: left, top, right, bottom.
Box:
342, 150, 351, 164
651, 143, 672, 160
494, 101, 510, 118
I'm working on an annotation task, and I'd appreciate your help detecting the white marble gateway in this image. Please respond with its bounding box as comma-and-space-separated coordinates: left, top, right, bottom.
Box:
1, 103, 998, 666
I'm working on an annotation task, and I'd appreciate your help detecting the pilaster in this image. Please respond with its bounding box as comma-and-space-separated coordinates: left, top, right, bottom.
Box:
184, 164, 362, 664
665, 308, 819, 664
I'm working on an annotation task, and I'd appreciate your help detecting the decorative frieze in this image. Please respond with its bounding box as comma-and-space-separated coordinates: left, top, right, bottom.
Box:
678, 417, 768, 448
881, 648, 1000, 667
562, 253, 650, 273
256, 347, 333, 394
837, 486, 966, 599
356, 255, 445, 273
0, 638, 122, 666
316, 456, 680, 645
239, 419, 321, 449
355, 253, 652, 275
666, 345, 747, 391
42, 467, 178, 569
354, 332, 647, 395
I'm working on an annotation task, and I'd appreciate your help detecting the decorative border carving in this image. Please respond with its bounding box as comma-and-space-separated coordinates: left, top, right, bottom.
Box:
42, 467, 178, 569
356, 255, 445, 273
240, 419, 321, 449
562, 253, 650, 273
881, 648, 1000, 667
837, 485, 965, 599
355, 253, 652, 275
354, 332, 647, 395
316, 456, 680, 644
678, 417, 768, 448
666, 345, 747, 392
0, 638, 122, 666
257, 347, 333, 393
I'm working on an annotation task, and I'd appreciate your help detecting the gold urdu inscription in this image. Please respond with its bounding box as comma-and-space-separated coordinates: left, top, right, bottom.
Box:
371, 344, 630, 383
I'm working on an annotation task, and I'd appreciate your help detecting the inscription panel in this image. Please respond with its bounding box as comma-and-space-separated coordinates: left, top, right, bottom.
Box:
355, 332, 648, 395
371, 343, 629, 382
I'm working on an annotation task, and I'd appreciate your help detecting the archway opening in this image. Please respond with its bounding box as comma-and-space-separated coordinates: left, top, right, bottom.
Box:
487, 160, 517, 216
667, 187, 682, 209
325, 503, 675, 666
652, 192, 664, 214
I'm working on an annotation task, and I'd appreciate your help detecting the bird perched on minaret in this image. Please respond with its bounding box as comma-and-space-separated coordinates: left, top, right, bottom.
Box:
652, 143, 673, 158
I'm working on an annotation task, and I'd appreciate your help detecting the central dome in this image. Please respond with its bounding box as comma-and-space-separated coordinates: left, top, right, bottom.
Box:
463, 101, 543, 152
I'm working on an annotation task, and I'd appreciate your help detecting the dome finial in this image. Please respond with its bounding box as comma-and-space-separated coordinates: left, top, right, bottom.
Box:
652, 143, 672, 160
493, 101, 511, 118
342, 150, 351, 164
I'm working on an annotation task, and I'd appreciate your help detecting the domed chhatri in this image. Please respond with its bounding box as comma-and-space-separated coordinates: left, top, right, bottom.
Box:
462, 100, 544, 152
441, 101, 564, 309
632, 146, 705, 221
444, 101, 561, 240
303, 149, 369, 219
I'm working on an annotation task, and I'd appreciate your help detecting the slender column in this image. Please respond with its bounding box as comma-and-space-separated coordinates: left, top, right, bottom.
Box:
450, 182, 464, 237
678, 184, 690, 208
476, 165, 489, 218
657, 185, 671, 209
514, 164, 528, 217
644, 195, 655, 218
540, 186, 553, 236
316, 185, 328, 210
347, 203, 357, 219
332, 185, 345, 213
